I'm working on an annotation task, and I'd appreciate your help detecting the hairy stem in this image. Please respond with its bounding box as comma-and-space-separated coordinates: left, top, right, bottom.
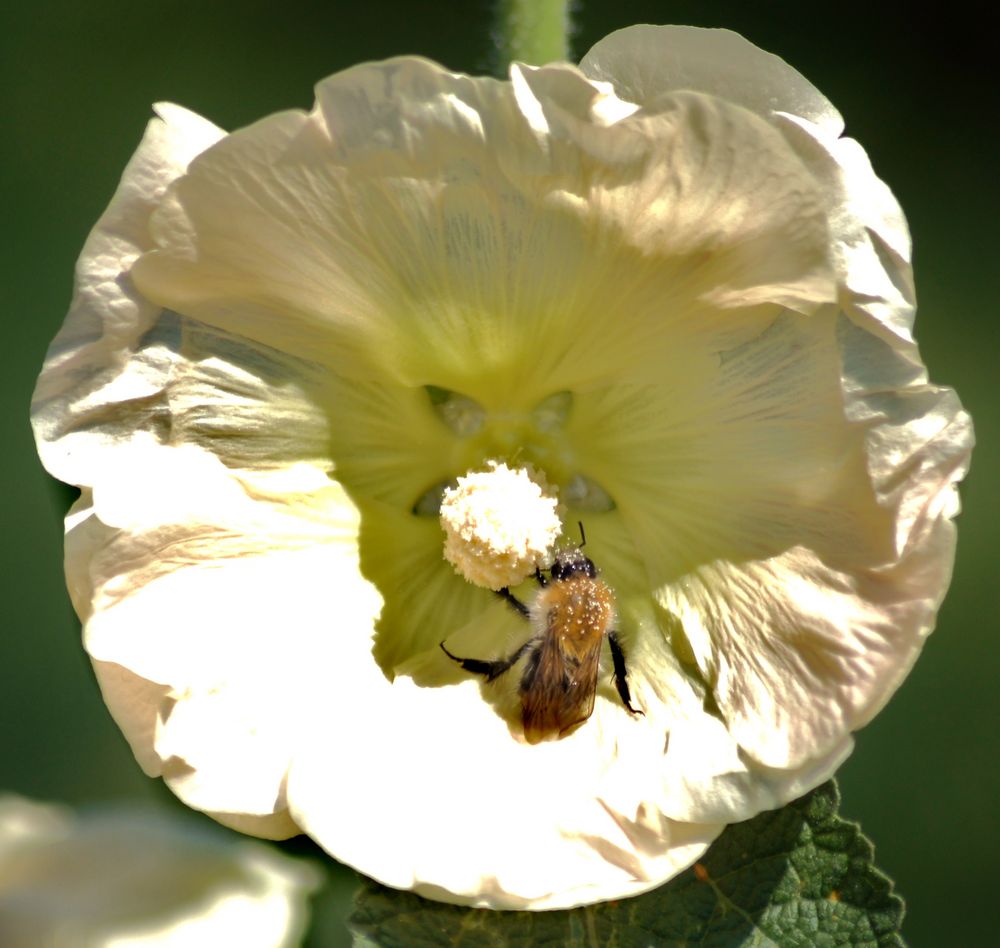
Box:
494, 0, 573, 71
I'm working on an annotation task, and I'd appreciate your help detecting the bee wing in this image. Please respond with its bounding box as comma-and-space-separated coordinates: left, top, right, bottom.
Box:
520, 632, 602, 744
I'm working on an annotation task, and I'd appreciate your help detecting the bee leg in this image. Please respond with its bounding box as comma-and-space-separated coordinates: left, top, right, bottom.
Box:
533, 567, 548, 588
495, 587, 530, 618
608, 631, 643, 716
440, 639, 534, 683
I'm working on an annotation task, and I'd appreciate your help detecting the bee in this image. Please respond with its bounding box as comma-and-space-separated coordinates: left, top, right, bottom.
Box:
440, 526, 642, 743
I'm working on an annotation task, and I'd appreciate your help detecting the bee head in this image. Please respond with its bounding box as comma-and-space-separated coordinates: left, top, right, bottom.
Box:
550, 548, 597, 582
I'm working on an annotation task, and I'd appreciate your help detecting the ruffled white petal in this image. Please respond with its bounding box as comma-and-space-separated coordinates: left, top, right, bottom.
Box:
131, 56, 838, 408
32, 105, 224, 488
654, 704, 854, 824
580, 25, 843, 134
66, 444, 380, 823
773, 112, 918, 344
576, 25, 973, 776
0, 796, 319, 947
289, 653, 723, 909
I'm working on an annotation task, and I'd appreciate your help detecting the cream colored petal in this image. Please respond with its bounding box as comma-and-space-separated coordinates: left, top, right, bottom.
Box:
129, 59, 551, 393
580, 25, 843, 134
91, 660, 171, 778
549, 527, 855, 827
33, 104, 339, 504
67, 444, 381, 821
131, 57, 836, 415
152, 320, 340, 474
288, 643, 724, 909
91, 543, 357, 819
772, 111, 917, 344
32, 104, 224, 488
660, 518, 956, 771
498, 75, 840, 381
0, 796, 319, 948
574, 308, 891, 585
654, 703, 855, 824
91, 659, 304, 839
208, 809, 301, 842
573, 303, 970, 772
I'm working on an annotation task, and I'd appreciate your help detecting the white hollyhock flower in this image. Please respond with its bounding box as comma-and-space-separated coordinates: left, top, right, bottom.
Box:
0, 795, 319, 946
31, 25, 972, 910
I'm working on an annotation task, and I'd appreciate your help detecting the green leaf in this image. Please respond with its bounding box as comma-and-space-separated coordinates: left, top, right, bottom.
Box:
348, 781, 904, 947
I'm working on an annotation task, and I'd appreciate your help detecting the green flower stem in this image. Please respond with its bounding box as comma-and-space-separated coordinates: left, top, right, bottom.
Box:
494, 0, 572, 70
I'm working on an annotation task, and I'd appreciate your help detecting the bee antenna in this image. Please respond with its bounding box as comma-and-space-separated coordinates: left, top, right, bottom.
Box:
578, 521, 586, 548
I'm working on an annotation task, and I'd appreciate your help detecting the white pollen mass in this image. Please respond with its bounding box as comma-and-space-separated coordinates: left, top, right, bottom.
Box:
440, 462, 562, 590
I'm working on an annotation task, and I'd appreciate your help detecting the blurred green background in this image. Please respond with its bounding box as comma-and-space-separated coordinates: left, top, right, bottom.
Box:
2, 1, 994, 943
